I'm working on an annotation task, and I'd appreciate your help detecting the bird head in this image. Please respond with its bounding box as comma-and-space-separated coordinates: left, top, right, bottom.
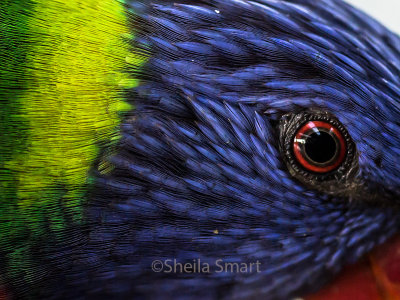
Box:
1, 0, 400, 299
106, 1, 400, 298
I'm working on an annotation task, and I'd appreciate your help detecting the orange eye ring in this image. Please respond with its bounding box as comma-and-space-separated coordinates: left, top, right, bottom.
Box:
293, 121, 347, 173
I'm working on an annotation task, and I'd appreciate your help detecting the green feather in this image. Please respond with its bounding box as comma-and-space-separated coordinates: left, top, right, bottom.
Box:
0, 0, 147, 285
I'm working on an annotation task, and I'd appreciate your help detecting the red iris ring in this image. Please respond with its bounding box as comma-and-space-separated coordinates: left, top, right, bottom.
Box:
293, 121, 347, 173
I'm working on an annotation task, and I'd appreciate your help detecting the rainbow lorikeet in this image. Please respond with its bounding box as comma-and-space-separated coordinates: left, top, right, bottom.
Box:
1, 0, 400, 299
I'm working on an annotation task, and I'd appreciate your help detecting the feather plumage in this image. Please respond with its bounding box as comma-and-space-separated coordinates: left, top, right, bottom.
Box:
1, 0, 400, 299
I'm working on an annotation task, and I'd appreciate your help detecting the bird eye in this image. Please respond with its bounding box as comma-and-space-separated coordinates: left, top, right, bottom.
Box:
279, 111, 358, 189
293, 121, 346, 173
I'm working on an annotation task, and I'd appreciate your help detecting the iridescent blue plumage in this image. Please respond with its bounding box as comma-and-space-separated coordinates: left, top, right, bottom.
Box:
11, 0, 400, 299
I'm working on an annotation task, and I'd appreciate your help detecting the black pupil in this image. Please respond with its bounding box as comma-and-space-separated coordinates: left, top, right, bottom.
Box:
304, 131, 336, 163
